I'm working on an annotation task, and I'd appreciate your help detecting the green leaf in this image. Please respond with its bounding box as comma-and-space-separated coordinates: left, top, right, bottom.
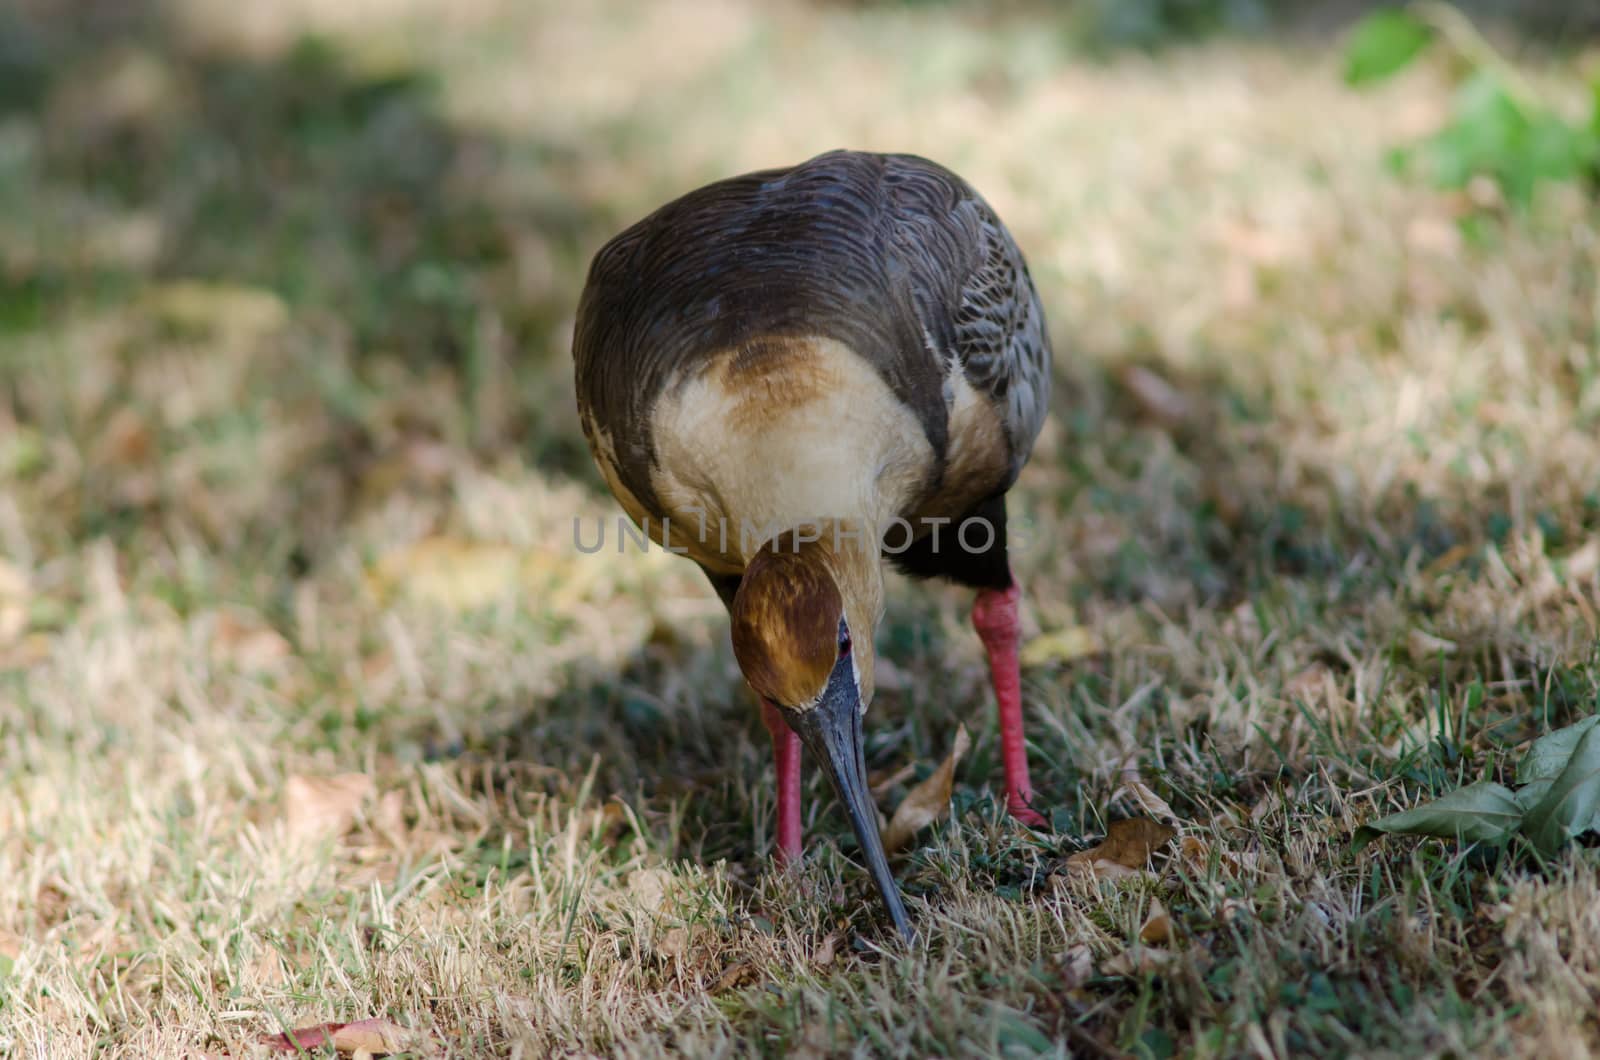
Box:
1514, 778, 1554, 813
1344, 9, 1434, 87
1352, 781, 1524, 853
1517, 715, 1600, 784
1521, 720, 1600, 854
1421, 71, 1527, 192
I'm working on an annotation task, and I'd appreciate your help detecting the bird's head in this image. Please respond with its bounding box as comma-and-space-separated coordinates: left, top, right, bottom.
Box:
730, 526, 909, 939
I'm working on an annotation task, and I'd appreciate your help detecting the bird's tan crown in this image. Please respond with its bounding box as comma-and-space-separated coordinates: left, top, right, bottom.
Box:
729, 534, 844, 709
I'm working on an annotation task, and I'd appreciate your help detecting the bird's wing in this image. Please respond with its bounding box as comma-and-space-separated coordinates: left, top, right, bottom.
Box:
883, 155, 1053, 476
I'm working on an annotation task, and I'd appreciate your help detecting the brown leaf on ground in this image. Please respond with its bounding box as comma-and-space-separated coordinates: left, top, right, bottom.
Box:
712, 962, 757, 993
813, 931, 840, 968
261, 1018, 409, 1055
1102, 946, 1178, 977
1114, 770, 1179, 826
883, 724, 970, 853
1139, 897, 1173, 945
1056, 858, 1146, 885
1178, 835, 1217, 874
1177, 835, 1252, 879
285, 774, 373, 845
1065, 818, 1176, 879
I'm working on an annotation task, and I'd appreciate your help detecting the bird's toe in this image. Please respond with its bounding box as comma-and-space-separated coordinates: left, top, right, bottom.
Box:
1007, 799, 1050, 830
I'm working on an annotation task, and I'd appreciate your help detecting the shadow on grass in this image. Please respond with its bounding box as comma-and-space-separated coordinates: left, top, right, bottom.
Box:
1, 0, 612, 539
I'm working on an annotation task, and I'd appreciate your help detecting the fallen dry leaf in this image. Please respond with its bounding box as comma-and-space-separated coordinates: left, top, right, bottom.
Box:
1019, 626, 1102, 667
712, 962, 757, 993
262, 1018, 408, 1055
1065, 818, 1176, 879
1115, 771, 1178, 826
1055, 858, 1145, 885
285, 774, 373, 845
1179, 835, 1219, 875
1178, 835, 1258, 881
1139, 897, 1173, 945
883, 724, 970, 853
1102, 946, 1178, 977
813, 931, 840, 968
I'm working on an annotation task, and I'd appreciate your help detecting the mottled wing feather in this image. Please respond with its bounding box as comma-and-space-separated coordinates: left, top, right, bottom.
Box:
953, 198, 1052, 466
882, 156, 1053, 477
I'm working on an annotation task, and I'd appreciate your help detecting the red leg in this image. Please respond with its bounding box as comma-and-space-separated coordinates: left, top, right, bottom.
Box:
972, 584, 1047, 827
761, 697, 803, 862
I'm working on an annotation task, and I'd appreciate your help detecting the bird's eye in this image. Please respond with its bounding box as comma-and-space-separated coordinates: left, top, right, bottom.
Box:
838, 628, 852, 657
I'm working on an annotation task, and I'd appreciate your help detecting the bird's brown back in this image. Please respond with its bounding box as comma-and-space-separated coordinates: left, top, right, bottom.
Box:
573, 149, 1052, 545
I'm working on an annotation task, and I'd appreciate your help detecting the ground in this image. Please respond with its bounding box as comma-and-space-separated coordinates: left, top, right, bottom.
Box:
1, 1, 1598, 1056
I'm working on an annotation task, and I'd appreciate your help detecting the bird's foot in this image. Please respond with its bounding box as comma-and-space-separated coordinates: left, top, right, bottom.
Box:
1007, 796, 1049, 829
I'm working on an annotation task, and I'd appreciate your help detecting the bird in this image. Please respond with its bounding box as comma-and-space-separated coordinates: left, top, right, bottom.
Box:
572, 149, 1053, 940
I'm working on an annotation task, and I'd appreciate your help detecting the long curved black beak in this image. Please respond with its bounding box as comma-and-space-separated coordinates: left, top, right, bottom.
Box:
787, 656, 913, 942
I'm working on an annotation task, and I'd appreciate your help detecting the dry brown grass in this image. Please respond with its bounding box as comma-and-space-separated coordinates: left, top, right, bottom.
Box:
1, 0, 1598, 1056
